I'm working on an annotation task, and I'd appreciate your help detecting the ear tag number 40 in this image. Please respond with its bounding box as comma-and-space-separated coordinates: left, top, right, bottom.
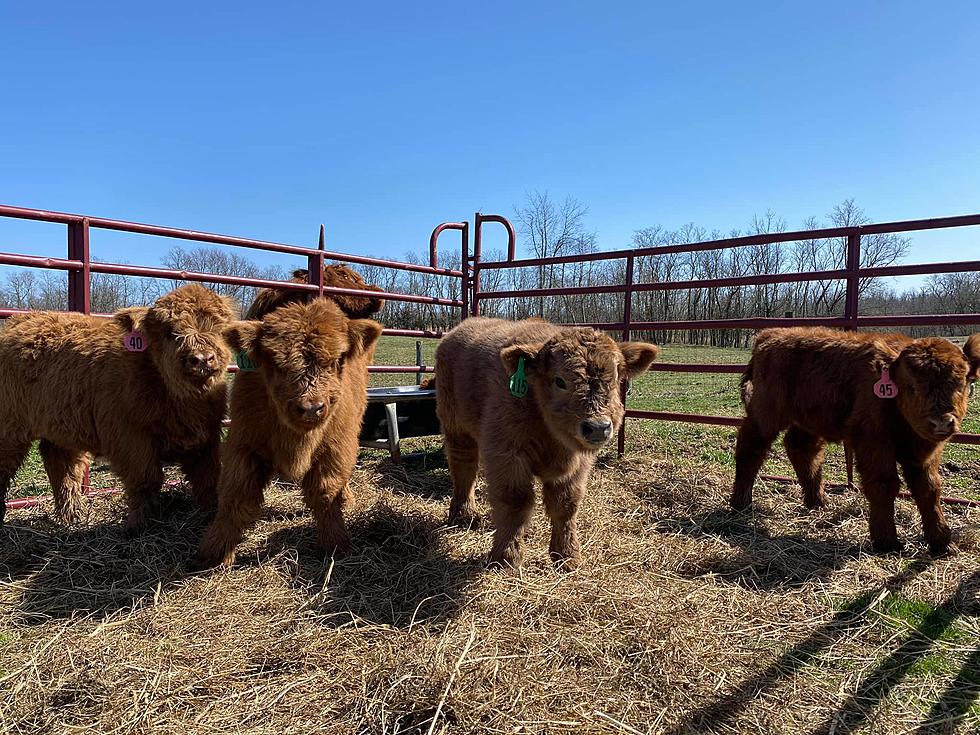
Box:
122, 331, 148, 352
509, 356, 528, 398
874, 366, 898, 399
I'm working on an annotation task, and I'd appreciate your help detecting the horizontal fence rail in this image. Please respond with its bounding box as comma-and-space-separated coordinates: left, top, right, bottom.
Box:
471, 211, 980, 507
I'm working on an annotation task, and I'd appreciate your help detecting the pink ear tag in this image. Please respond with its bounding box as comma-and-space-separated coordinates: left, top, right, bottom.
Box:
122, 331, 148, 352
873, 366, 898, 399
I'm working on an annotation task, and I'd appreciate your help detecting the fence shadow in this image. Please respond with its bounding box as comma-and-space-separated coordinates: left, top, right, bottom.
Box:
666, 558, 933, 735
815, 569, 980, 735
2, 488, 207, 623
262, 502, 482, 630
370, 447, 454, 503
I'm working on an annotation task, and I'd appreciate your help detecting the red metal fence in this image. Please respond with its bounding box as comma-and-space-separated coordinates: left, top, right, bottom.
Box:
2, 204, 979, 510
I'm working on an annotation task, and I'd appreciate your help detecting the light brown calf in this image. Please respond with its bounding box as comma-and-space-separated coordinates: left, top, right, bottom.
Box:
0, 285, 234, 532
195, 299, 382, 568
435, 317, 658, 570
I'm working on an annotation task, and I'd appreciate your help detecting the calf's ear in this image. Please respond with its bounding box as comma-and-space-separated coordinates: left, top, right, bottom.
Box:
223, 320, 262, 355
347, 319, 383, 357
114, 307, 149, 333
500, 342, 545, 374
619, 342, 660, 379
965, 334, 980, 381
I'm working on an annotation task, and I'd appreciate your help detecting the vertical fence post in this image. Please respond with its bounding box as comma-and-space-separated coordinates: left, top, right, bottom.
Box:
460, 221, 470, 322
472, 213, 483, 316
310, 224, 325, 296
67, 218, 91, 492
617, 254, 635, 457
67, 218, 91, 314
843, 230, 861, 490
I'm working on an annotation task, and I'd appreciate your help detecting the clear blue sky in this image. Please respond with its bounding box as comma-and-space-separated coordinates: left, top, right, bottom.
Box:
1, 1, 978, 273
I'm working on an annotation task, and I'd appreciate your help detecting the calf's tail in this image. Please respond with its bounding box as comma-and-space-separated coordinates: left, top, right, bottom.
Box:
739, 357, 754, 407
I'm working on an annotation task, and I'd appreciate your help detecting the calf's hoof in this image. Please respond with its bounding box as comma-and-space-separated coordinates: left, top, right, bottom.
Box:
729, 491, 752, 512
550, 552, 583, 573
487, 543, 523, 572
447, 504, 482, 530
803, 491, 829, 511
190, 548, 234, 572
871, 537, 904, 554
928, 541, 957, 558
55, 504, 85, 528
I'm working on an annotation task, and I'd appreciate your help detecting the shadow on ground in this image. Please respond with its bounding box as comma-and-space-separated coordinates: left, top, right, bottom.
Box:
1, 488, 207, 624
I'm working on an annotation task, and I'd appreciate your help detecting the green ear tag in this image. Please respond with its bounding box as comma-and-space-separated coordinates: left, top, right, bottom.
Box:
509, 356, 528, 398
235, 350, 259, 372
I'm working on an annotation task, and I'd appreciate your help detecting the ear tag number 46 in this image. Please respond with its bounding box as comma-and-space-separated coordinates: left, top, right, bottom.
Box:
874, 366, 898, 399
509, 356, 528, 398
122, 331, 148, 352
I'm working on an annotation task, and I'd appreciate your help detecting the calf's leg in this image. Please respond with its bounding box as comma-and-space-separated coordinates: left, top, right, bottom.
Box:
445, 431, 480, 528
485, 458, 535, 570
542, 461, 591, 571
301, 459, 355, 557
39, 440, 89, 526
113, 446, 165, 536
179, 440, 222, 512
0, 439, 31, 525
783, 427, 828, 510
731, 416, 778, 510
853, 442, 901, 553
901, 459, 953, 556
195, 448, 270, 569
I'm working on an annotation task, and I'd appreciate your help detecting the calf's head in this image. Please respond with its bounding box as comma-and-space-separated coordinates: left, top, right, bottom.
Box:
891, 334, 980, 441
115, 284, 234, 396
245, 263, 385, 320
500, 329, 659, 451
225, 299, 382, 433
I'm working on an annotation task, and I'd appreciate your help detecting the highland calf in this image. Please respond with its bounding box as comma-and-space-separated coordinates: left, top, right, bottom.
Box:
195, 298, 382, 568
733, 327, 980, 555
435, 317, 659, 570
0, 285, 234, 531
246, 264, 385, 320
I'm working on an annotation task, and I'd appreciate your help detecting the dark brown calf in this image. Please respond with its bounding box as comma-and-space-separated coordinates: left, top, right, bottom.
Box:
733, 327, 980, 555
435, 317, 658, 570
246, 264, 385, 320
195, 299, 381, 568
0, 285, 234, 532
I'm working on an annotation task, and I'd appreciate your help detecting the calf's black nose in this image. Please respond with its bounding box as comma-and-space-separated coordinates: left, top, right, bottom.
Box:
188, 352, 216, 369
580, 419, 613, 443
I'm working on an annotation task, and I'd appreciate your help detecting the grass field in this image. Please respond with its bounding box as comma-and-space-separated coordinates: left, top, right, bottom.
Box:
2, 337, 979, 733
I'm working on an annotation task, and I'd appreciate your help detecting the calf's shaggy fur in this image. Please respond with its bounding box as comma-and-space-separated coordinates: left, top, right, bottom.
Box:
0, 284, 234, 531
733, 327, 980, 555
435, 317, 659, 570
195, 299, 382, 568
246, 264, 385, 320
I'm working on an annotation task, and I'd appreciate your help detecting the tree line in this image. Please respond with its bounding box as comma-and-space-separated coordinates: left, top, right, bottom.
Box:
2, 196, 977, 344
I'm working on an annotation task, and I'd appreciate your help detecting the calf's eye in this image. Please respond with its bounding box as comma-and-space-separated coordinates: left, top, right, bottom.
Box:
553, 376, 567, 390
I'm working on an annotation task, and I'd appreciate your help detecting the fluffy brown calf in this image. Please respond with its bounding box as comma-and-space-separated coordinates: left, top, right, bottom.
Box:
195, 298, 382, 568
246, 264, 385, 320
733, 327, 980, 555
435, 317, 659, 570
0, 285, 234, 531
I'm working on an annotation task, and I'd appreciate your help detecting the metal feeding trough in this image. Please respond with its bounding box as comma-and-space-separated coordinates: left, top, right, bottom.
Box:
359, 385, 439, 461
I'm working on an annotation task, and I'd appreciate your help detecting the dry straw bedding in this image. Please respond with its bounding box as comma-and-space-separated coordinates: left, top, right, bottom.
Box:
1, 445, 978, 735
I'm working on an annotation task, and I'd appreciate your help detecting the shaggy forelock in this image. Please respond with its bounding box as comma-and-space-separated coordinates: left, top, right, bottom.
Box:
259, 300, 350, 368
150, 284, 233, 334
903, 339, 969, 382
547, 329, 621, 384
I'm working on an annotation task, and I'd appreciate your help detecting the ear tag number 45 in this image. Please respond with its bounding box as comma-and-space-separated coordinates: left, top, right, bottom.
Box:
509, 356, 528, 398
122, 331, 148, 352
874, 366, 898, 399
